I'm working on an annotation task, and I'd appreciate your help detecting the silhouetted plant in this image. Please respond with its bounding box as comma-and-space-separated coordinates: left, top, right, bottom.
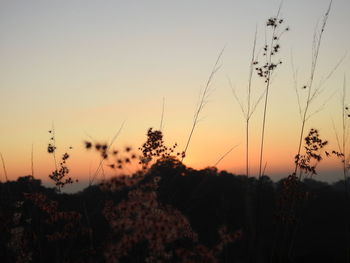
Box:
294, 128, 328, 178
47, 130, 76, 192
332, 76, 350, 185
0, 152, 9, 182
229, 28, 263, 178
87, 121, 125, 185
250, 9, 289, 261
139, 128, 182, 170
182, 48, 224, 161
293, 1, 334, 178
84, 140, 138, 171
277, 128, 329, 261
255, 8, 289, 178
331, 75, 350, 262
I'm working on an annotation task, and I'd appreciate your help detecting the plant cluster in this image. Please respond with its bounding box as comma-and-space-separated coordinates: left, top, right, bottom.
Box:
84, 140, 138, 171
253, 12, 290, 181
138, 128, 184, 169
47, 130, 77, 191
294, 128, 328, 177
276, 129, 328, 225
254, 16, 288, 81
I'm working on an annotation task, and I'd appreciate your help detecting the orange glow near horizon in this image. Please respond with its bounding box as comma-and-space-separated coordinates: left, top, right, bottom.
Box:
0, 123, 343, 187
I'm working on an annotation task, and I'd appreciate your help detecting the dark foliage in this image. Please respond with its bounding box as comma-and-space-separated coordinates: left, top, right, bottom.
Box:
1, 165, 349, 262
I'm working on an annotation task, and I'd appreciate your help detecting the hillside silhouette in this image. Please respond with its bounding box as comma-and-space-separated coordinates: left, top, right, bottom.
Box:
1, 155, 349, 262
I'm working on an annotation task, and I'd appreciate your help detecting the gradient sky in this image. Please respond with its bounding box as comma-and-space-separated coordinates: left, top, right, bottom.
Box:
1, 0, 350, 190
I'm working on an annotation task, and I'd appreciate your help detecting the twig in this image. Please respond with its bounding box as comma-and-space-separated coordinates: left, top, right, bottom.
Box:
214, 144, 240, 167
228, 77, 246, 117
306, 89, 337, 121
0, 152, 8, 182
51, 123, 58, 170
182, 46, 225, 161
89, 120, 126, 185
31, 143, 34, 178
310, 54, 346, 103
291, 49, 302, 120
159, 97, 165, 131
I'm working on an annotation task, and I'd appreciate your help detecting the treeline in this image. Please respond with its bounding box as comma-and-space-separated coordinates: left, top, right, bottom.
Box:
0, 158, 349, 262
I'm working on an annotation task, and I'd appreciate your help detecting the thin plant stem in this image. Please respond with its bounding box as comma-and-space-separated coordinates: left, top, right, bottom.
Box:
90, 120, 125, 185
31, 143, 34, 178
257, 14, 280, 179
257, 1, 288, 180
229, 28, 260, 178
255, 4, 286, 261
291, 50, 303, 120
294, 1, 332, 178
182, 47, 225, 161
286, 6, 333, 259
51, 123, 58, 171
159, 97, 165, 131
339, 75, 350, 263
246, 27, 257, 178
0, 152, 8, 182
258, 75, 272, 179
214, 144, 240, 167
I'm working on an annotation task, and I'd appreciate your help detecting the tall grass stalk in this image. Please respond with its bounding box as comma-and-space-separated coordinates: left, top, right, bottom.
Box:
254, 4, 288, 261
167, 49, 224, 205
89, 120, 125, 185
182, 47, 225, 161
229, 28, 264, 263
293, 1, 332, 178
31, 143, 35, 178
332, 76, 350, 262
340, 75, 350, 263
230, 28, 263, 178
257, 5, 283, 179
213, 144, 239, 167
340, 76, 349, 191
284, 4, 336, 260
0, 152, 8, 182
51, 123, 58, 171
159, 97, 165, 131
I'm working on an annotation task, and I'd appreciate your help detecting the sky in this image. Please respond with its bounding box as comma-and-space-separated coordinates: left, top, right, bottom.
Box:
1, 0, 350, 190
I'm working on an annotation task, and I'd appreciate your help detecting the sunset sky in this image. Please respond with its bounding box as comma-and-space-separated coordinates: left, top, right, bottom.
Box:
1, 0, 350, 191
